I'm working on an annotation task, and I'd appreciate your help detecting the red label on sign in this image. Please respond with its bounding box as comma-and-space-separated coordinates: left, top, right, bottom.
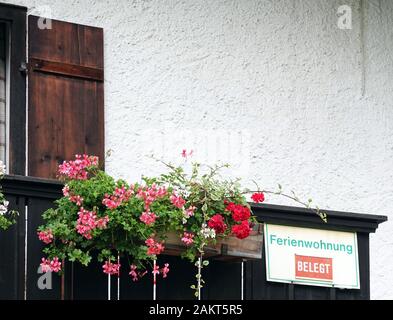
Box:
295, 255, 333, 281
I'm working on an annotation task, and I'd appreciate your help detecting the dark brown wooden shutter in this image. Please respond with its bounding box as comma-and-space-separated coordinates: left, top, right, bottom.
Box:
28, 16, 104, 179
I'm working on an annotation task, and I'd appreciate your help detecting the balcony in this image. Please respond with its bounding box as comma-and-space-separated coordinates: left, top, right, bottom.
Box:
0, 175, 386, 300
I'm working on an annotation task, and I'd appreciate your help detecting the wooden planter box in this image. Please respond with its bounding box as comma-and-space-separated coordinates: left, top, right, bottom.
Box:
164, 223, 263, 261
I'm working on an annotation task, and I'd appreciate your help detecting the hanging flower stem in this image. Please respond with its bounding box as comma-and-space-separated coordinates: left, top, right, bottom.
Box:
244, 185, 327, 222
197, 255, 202, 300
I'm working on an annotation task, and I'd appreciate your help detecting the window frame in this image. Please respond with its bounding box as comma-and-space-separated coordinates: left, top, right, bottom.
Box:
0, 22, 8, 165
0, 3, 27, 175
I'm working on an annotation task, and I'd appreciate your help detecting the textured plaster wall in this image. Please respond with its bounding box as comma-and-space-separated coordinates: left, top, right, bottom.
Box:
2, 0, 393, 299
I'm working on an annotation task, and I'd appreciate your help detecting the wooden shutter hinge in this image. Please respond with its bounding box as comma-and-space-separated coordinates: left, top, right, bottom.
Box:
19, 62, 29, 75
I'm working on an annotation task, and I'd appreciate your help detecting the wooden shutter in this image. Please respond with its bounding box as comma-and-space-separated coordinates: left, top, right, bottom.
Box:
28, 16, 104, 179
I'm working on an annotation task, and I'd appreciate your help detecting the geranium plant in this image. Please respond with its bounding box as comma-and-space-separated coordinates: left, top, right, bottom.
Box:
37, 152, 326, 298
0, 161, 18, 231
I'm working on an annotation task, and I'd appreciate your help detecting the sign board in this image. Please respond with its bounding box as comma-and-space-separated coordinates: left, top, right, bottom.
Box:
264, 224, 360, 289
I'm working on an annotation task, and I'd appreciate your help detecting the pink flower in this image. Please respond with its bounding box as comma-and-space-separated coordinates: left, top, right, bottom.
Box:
50, 257, 62, 272
62, 185, 70, 197
38, 229, 53, 244
129, 265, 148, 282
58, 154, 98, 180
181, 149, 193, 158
136, 184, 167, 211
184, 206, 196, 218
152, 264, 160, 275
96, 216, 109, 229
102, 186, 134, 210
161, 263, 170, 278
181, 232, 194, 246
145, 238, 165, 256
41, 257, 61, 273
69, 195, 84, 206
147, 244, 164, 256
170, 194, 186, 209
76, 208, 109, 239
145, 238, 155, 247
129, 264, 139, 282
102, 261, 121, 275
140, 211, 157, 225
102, 198, 116, 209
40, 258, 51, 273
63, 185, 84, 206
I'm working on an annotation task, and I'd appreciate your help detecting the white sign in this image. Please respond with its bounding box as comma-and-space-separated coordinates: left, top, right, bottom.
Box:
264, 224, 360, 289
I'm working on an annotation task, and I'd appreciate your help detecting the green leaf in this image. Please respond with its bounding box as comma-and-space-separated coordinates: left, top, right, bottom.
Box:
210, 193, 220, 201
202, 260, 209, 266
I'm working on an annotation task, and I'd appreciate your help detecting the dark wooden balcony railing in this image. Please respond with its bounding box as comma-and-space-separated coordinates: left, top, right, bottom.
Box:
0, 175, 387, 300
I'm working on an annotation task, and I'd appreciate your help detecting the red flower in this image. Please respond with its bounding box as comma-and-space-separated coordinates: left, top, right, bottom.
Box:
251, 192, 265, 203
232, 221, 252, 239
225, 202, 235, 211
208, 214, 227, 234
227, 203, 250, 222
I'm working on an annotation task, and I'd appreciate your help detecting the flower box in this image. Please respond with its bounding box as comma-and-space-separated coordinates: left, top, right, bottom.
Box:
163, 223, 263, 261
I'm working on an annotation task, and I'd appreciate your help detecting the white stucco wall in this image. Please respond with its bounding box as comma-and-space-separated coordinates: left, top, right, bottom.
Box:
2, 0, 392, 299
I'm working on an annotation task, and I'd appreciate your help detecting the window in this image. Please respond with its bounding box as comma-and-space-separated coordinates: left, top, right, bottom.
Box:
0, 22, 6, 164
0, 3, 26, 175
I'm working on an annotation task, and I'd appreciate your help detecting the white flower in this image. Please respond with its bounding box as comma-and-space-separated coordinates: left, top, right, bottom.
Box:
0, 205, 7, 216
0, 160, 6, 176
200, 223, 216, 239
0, 200, 9, 216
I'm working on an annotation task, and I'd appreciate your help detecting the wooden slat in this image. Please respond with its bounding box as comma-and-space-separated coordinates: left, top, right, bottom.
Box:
26, 197, 62, 299
0, 194, 26, 299
29, 58, 103, 82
